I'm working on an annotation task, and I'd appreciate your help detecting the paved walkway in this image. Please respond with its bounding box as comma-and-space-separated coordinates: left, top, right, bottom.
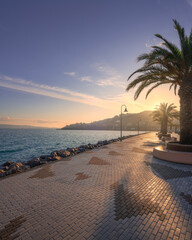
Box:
0, 133, 192, 240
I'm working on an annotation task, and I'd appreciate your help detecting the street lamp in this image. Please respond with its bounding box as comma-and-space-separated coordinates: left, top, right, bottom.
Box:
145, 122, 148, 133
120, 105, 128, 141
138, 117, 141, 135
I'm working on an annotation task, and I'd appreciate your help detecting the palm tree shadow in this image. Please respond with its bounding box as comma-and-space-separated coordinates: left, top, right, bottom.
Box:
92, 167, 169, 239
93, 156, 192, 239
145, 156, 192, 221
92, 172, 150, 240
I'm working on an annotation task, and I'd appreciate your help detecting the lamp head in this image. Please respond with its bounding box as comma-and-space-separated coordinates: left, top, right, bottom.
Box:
124, 107, 128, 113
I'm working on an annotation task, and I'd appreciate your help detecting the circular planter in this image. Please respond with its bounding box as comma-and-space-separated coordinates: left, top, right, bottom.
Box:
153, 146, 192, 165
167, 142, 192, 152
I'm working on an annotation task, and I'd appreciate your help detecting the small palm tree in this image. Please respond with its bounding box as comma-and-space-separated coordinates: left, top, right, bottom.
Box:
152, 103, 179, 135
126, 20, 192, 144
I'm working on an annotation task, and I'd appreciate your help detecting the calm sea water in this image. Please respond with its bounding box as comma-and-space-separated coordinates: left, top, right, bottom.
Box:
0, 128, 143, 165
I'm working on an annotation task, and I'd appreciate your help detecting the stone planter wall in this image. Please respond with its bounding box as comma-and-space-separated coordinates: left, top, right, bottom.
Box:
167, 142, 192, 152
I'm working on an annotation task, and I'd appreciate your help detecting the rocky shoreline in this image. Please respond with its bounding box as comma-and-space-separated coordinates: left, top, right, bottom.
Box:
0, 134, 141, 178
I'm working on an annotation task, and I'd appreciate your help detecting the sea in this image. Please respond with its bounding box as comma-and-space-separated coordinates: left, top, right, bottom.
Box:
0, 128, 144, 165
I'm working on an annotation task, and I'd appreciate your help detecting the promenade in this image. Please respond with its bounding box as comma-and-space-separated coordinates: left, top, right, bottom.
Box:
0, 132, 192, 240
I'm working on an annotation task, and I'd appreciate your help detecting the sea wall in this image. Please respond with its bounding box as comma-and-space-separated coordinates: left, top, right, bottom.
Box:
0, 134, 140, 178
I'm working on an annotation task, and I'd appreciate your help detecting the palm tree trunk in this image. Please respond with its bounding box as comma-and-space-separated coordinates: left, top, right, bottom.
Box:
179, 84, 192, 144
161, 117, 168, 135
160, 122, 163, 133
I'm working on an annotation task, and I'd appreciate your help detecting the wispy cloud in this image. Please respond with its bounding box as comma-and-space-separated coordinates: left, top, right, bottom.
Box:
81, 64, 127, 88
186, 0, 192, 7
0, 75, 105, 107
145, 39, 163, 48
145, 42, 151, 48
96, 77, 126, 88
106, 93, 145, 109
64, 72, 76, 76
0, 115, 64, 127
0, 116, 11, 121
63, 65, 126, 89
36, 119, 60, 124
96, 65, 117, 75
80, 76, 93, 82
97, 65, 126, 88
0, 75, 128, 109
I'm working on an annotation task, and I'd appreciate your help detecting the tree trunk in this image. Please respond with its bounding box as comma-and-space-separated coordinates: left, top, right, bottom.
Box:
161, 117, 168, 135
179, 82, 192, 144
160, 122, 163, 133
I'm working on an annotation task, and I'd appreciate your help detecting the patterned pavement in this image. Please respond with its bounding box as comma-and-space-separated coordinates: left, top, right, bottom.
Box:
0, 132, 192, 240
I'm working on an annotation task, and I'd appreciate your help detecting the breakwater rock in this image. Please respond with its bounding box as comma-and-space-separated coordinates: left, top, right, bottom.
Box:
0, 134, 138, 178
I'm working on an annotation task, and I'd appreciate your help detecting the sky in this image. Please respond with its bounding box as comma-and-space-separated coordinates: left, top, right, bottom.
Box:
0, 0, 192, 128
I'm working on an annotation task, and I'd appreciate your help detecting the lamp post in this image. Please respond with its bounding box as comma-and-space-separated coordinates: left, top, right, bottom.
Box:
138, 117, 141, 135
145, 122, 148, 133
120, 105, 128, 141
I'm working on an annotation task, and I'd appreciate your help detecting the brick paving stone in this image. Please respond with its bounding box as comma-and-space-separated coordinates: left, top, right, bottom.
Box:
0, 132, 192, 240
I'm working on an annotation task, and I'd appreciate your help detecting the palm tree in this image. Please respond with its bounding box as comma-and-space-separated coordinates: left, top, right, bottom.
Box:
126, 20, 192, 144
152, 103, 179, 135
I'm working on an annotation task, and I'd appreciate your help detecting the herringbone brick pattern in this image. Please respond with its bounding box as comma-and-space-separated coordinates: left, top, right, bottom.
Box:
0, 133, 192, 240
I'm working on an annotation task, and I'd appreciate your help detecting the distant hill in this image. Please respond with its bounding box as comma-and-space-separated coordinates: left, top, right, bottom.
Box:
61, 111, 160, 131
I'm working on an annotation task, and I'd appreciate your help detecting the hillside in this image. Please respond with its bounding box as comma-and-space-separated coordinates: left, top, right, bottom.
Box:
61, 111, 160, 131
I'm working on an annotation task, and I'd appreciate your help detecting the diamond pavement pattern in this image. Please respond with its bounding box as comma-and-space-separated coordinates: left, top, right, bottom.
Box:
0, 132, 192, 240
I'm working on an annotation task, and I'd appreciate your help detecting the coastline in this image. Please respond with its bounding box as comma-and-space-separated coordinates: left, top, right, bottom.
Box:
0, 129, 146, 165
0, 133, 147, 179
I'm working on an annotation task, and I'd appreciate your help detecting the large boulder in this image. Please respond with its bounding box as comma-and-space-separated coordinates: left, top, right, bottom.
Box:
66, 148, 78, 153
40, 154, 52, 163
3, 166, 9, 171
21, 165, 30, 171
26, 157, 41, 168
77, 147, 85, 153
3, 161, 14, 167
57, 150, 71, 158
51, 151, 58, 158
0, 169, 5, 177
6, 162, 23, 175
51, 156, 62, 161
40, 154, 51, 160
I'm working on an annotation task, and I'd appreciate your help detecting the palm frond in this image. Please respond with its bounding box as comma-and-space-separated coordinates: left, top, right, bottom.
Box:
155, 34, 183, 61
127, 20, 191, 100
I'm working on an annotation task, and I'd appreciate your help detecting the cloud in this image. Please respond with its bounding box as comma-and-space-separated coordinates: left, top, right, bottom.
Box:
64, 72, 76, 76
0, 116, 11, 121
96, 79, 114, 86
0, 115, 64, 126
96, 65, 117, 76
80, 76, 93, 82
106, 93, 146, 109
36, 120, 60, 124
186, 0, 192, 7
96, 77, 126, 88
0, 72, 148, 112
63, 64, 126, 88
96, 65, 126, 88
145, 39, 163, 48
145, 42, 151, 48
0, 74, 127, 109
81, 64, 126, 88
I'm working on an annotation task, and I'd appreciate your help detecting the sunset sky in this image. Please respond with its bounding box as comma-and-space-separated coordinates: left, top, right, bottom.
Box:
0, 0, 192, 128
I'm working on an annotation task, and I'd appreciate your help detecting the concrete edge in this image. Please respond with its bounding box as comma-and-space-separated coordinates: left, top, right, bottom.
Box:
153, 146, 192, 165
